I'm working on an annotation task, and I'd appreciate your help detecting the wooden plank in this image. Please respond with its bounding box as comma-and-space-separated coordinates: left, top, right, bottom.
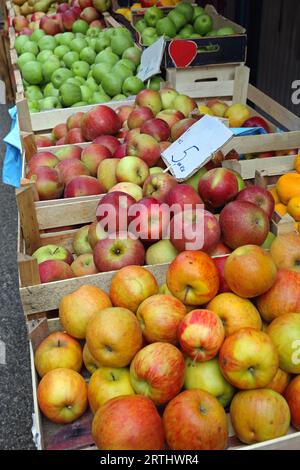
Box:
232, 65, 250, 104
221, 131, 300, 156
21, 132, 37, 162
20, 264, 169, 315
16, 98, 32, 133
223, 154, 297, 180
18, 253, 40, 287
40, 230, 76, 252
16, 186, 41, 255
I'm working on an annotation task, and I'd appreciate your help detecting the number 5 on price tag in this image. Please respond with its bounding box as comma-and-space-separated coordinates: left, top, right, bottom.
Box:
137, 36, 166, 82
161, 115, 234, 181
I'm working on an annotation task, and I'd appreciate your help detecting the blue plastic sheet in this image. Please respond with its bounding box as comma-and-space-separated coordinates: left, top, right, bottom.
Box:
2, 106, 22, 188
231, 127, 268, 136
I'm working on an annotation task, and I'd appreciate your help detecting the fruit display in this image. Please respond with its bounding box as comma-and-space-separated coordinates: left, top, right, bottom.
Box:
32, 243, 300, 449
134, 3, 237, 46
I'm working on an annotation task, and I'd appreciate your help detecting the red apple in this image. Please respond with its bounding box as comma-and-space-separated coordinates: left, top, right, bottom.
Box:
113, 143, 127, 158
166, 184, 202, 211
81, 105, 121, 141
27, 152, 59, 173
159, 141, 171, 153
124, 128, 140, 145
19, 28, 32, 36
64, 175, 104, 198
96, 191, 136, 233
172, 94, 197, 118
55, 137, 67, 146
171, 118, 197, 141
236, 186, 275, 220
143, 173, 177, 203
220, 201, 270, 249
135, 89, 162, 115
258, 152, 275, 159
243, 116, 270, 133
156, 109, 185, 128
55, 145, 82, 161
285, 376, 300, 430
51, 13, 64, 32
130, 342, 185, 405
93, 135, 120, 155
115, 105, 134, 127
71, 253, 98, 277
57, 159, 90, 184
209, 242, 232, 257
92, 395, 165, 450
62, 8, 78, 30
93, 232, 145, 272
126, 133, 161, 167
213, 256, 232, 294
80, 6, 100, 23
40, 16, 61, 35
79, 0, 93, 7
35, 135, 54, 148
89, 19, 105, 28
129, 197, 170, 243
140, 118, 170, 142
81, 143, 111, 176
67, 112, 85, 130
52, 123, 68, 141
57, 3, 70, 13
127, 106, 154, 130
27, 166, 64, 200
65, 128, 85, 144
39, 259, 74, 283
198, 168, 239, 209
13, 16, 29, 33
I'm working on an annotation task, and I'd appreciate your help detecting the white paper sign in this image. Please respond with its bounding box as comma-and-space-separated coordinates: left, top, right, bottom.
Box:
137, 36, 165, 82
161, 115, 234, 181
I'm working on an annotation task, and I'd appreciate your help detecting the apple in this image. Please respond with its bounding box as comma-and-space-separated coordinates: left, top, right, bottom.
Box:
140, 118, 170, 142
137, 294, 186, 344
71, 253, 98, 277
65, 128, 85, 145
64, 175, 104, 198
93, 135, 120, 155
130, 342, 185, 405
86, 307, 142, 366
135, 89, 162, 116
109, 265, 158, 313
143, 173, 177, 203
33, 244, 73, 265
225, 103, 250, 127
230, 390, 290, 444
55, 145, 82, 161
184, 357, 235, 408
39, 260, 74, 283
165, 184, 202, 211
236, 186, 275, 220
72, 225, 93, 256
124, 128, 140, 145
80, 143, 111, 176
198, 168, 239, 209
87, 219, 108, 249
115, 105, 135, 127
267, 313, 300, 374
266, 368, 291, 395
59, 284, 112, 339
83, 343, 101, 374
270, 233, 300, 273
34, 332, 82, 378
145, 239, 178, 265
220, 201, 270, 249
285, 376, 300, 430
62, 9, 79, 31
127, 106, 155, 130
167, 251, 219, 306
13, 16, 29, 33
113, 143, 127, 159
219, 328, 279, 389
109, 182, 143, 201
178, 310, 225, 362
212, 256, 232, 294
186, 167, 207, 191
27, 152, 59, 173
66, 112, 84, 130
37, 369, 87, 424
159, 141, 171, 153
224, 245, 277, 298
27, 166, 64, 200
35, 135, 54, 148
93, 233, 145, 272
163, 389, 228, 450
160, 87, 178, 109
81, 105, 121, 141
207, 99, 229, 118
97, 158, 119, 191
79, 0, 93, 7
172, 94, 197, 118
243, 116, 270, 133
126, 133, 161, 167
80, 6, 100, 23
207, 292, 262, 337
52, 123, 68, 141
40, 16, 61, 35
170, 118, 197, 141
57, 158, 90, 185
209, 242, 232, 257
129, 197, 170, 243
156, 109, 185, 128
116, 156, 149, 187
96, 191, 136, 233
92, 395, 165, 450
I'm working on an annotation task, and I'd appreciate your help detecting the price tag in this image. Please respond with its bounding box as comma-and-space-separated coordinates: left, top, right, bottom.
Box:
137, 36, 165, 82
161, 115, 234, 181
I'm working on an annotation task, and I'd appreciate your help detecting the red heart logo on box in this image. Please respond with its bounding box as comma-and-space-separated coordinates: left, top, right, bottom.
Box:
168, 40, 198, 68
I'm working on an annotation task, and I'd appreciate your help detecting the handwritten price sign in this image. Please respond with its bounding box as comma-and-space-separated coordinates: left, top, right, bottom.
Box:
162, 115, 233, 181
137, 36, 165, 82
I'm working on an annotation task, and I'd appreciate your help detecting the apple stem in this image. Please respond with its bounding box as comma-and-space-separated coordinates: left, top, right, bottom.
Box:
183, 286, 190, 304
57, 340, 61, 347
110, 372, 116, 381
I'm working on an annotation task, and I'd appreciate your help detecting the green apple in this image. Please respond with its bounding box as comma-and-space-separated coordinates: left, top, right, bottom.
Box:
42, 57, 61, 82
122, 46, 141, 66
141, 27, 158, 46
194, 14, 213, 35
112, 63, 133, 81
193, 5, 205, 21
62, 51, 79, 69
135, 19, 147, 34
28, 100, 40, 112
117, 58, 136, 73
18, 52, 36, 69
179, 24, 194, 38
75, 32, 86, 39
66, 77, 83, 86
206, 29, 218, 37
92, 62, 113, 84
122, 76, 144, 97
60, 83, 82, 107
184, 357, 235, 408
21, 40, 39, 56
156, 17, 176, 38
37, 50, 53, 63
86, 76, 98, 92
54, 45, 70, 60
261, 232, 276, 250
39, 96, 61, 110
186, 167, 207, 191
51, 68, 73, 88
71, 61, 90, 79
80, 47, 96, 65
22, 61, 43, 85
175, 1, 194, 22
72, 101, 88, 107
101, 73, 123, 97
58, 32, 75, 46
144, 6, 164, 27
72, 19, 89, 35
15, 35, 30, 55
38, 35, 57, 51
25, 85, 43, 101
190, 33, 202, 38
95, 49, 119, 66
31, 29, 46, 43
146, 240, 178, 265
86, 37, 97, 49
111, 35, 134, 57
90, 91, 110, 104
217, 27, 236, 36
148, 75, 164, 91
113, 27, 132, 39
94, 36, 110, 53
70, 38, 88, 54
43, 82, 60, 98
87, 27, 102, 38
168, 10, 187, 32
112, 94, 126, 101
80, 85, 93, 102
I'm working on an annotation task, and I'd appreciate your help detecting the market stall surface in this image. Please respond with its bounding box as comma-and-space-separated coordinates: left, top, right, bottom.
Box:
0, 103, 35, 449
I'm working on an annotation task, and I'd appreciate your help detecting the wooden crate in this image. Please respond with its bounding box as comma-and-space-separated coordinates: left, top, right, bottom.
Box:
28, 308, 300, 450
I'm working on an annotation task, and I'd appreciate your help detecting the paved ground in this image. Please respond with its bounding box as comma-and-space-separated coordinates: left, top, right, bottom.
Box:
0, 104, 35, 449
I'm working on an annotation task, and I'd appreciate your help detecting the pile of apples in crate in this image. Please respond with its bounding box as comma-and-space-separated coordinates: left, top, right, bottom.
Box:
35, 231, 300, 449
